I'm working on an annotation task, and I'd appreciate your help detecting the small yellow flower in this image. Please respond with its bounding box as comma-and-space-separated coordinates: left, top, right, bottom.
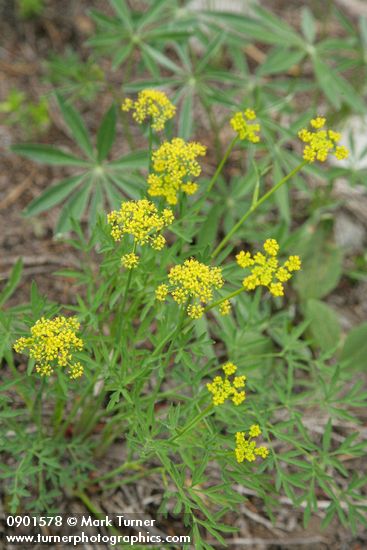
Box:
222, 361, 237, 376
207, 362, 246, 406
156, 258, 225, 319
13, 316, 84, 379
121, 252, 139, 269
269, 282, 284, 297
263, 238, 279, 256
121, 98, 133, 112
121, 89, 176, 131
219, 299, 231, 316
181, 182, 198, 195
151, 235, 166, 251
107, 199, 173, 267
237, 239, 301, 297
335, 145, 349, 160
244, 108, 256, 120
148, 138, 206, 205
69, 361, 84, 380
187, 304, 204, 319
230, 108, 260, 143
298, 117, 349, 163
233, 375, 246, 388
232, 391, 246, 405
235, 426, 269, 463
249, 424, 261, 437
155, 284, 168, 301
276, 267, 291, 282
236, 251, 254, 268
328, 130, 341, 142
310, 116, 326, 129
284, 255, 301, 272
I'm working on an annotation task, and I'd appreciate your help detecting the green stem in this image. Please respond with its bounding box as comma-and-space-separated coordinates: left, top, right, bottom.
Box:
148, 124, 153, 172
212, 160, 307, 259
152, 289, 243, 357
35, 379, 46, 437
90, 460, 146, 485
103, 468, 163, 491
169, 403, 214, 443
153, 304, 187, 359
148, 307, 187, 432
74, 492, 122, 539
207, 136, 238, 194
121, 267, 133, 314
91, 382, 189, 458
204, 288, 245, 313
74, 391, 106, 439
93, 419, 122, 458
52, 394, 65, 431
56, 372, 100, 438
115, 241, 137, 343
151, 324, 181, 359
7, 361, 33, 412
206, 103, 223, 161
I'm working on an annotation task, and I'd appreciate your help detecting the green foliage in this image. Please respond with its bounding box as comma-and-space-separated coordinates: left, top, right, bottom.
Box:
87, 0, 193, 71
0, 90, 50, 136
13, 94, 148, 232
4, 1, 367, 546
45, 50, 105, 102
16, 0, 43, 19
340, 322, 367, 370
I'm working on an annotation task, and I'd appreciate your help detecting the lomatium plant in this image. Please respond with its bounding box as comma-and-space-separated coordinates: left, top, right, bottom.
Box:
4, 87, 367, 547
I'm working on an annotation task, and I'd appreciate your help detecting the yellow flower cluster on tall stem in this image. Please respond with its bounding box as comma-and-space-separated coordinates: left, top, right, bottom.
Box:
13, 316, 84, 379
171, 361, 268, 464
148, 138, 206, 205
212, 117, 349, 261
236, 238, 301, 297
235, 425, 269, 463
207, 107, 260, 194
121, 89, 176, 131
207, 362, 246, 406
155, 258, 229, 319
298, 117, 349, 163
107, 199, 174, 269
205, 362, 269, 462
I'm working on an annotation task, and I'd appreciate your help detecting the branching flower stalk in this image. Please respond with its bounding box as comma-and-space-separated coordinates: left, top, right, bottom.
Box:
169, 403, 214, 443
212, 116, 348, 260
212, 160, 308, 259
148, 123, 153, 172
207, 108, 261, 195
9, 75, 357, 534
115, 241, 137, 343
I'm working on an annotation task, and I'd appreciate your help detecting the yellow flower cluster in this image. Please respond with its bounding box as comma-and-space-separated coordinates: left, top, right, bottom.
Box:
13, 316, 84, 379
230, 108, 260, 143
155, 258, 225, 319
236, 239, 301, 297
121, 252, 139, 269
121, 89, 176, 131
207, 362, 246, 406
298, 117, 349, 163
107, 199, 174, 269
235, 425, 269, 463
148, 138, 206, 205
218, 299, 231, 316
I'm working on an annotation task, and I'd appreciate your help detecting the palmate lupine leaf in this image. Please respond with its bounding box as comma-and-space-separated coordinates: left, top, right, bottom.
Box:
87, 0, 190, 72
56, 93, 94, 157
12, 98, 147, 232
